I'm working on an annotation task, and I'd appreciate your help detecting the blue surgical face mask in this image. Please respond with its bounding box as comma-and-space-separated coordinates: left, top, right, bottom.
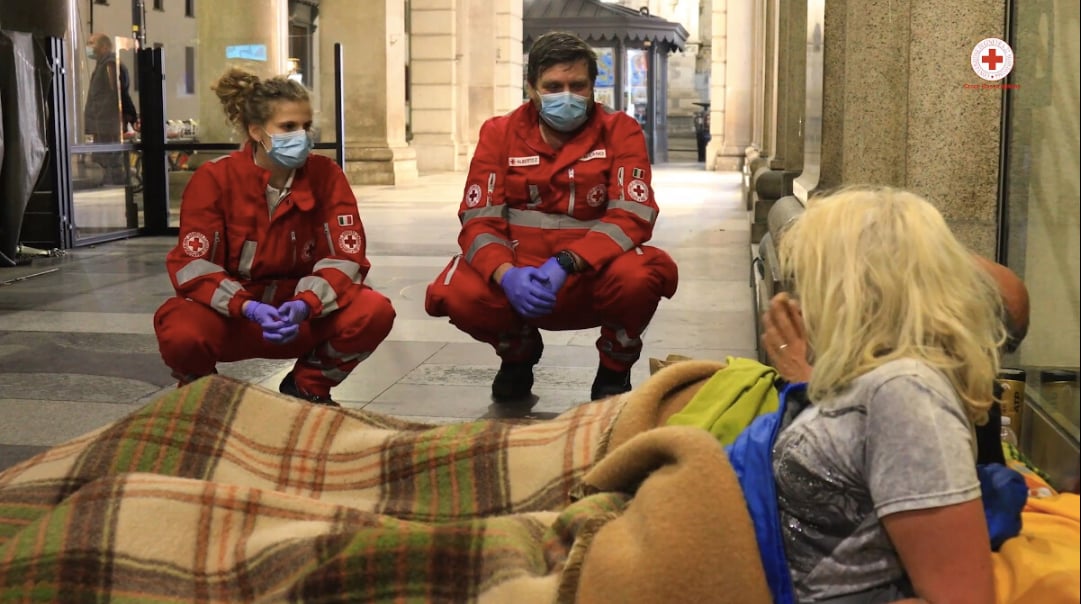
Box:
538, 91, 590, 132
262, 128, 312, 169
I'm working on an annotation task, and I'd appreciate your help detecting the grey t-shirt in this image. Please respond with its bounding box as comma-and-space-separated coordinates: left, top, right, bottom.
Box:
772, 358, 981, 602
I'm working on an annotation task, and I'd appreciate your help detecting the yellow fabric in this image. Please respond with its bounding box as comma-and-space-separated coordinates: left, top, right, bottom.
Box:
992, 492, 1080, 604
663, 356, 780, 445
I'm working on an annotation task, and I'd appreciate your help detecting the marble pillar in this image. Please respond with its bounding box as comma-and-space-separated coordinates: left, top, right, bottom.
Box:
817, 0, 1004, 255
319, 0, 417, 185
196, 0, 288, 143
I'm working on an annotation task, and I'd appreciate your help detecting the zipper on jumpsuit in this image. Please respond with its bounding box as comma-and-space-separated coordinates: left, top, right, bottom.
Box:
290, 231, 297, 267
210, 231, 221, 262
567, 168, 576, 216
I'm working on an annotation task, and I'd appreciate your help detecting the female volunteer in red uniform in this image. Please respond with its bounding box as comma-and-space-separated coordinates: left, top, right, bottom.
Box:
425, 32, 678, 403
154, 69, 395, 406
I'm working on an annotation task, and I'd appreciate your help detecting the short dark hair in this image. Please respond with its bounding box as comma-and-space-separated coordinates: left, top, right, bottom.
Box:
527, 32, 598, 86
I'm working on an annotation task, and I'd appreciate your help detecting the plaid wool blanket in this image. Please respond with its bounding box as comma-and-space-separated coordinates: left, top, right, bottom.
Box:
0, 362, 770, 603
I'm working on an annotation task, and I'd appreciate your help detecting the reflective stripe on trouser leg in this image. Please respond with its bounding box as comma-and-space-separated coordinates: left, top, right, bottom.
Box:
293, 342, 373, 396
596, 324, 643, 371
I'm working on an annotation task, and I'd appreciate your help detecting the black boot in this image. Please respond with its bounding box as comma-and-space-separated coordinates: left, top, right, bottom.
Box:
491, 361, 536, 402
492, 337, 543, 403
591, 364, 632, 401
279, 371, 340, 407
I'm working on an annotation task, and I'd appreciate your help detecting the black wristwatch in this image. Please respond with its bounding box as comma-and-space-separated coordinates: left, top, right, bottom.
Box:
555, 250, 578, 274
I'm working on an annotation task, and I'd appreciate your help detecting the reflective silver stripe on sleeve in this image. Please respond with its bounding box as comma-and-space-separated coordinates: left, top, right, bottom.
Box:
506, 208, 598, 230
607, 200, 658, 224
210, 278, 245, 316
460, 205, 507, 225
443, 254, 462, 285
465, 233, 513, 263
295, 275, 339, 316
591, 221, 635, 251
312, 257, 363, 284
238, 241, 257, 279
176, 258, 226, 286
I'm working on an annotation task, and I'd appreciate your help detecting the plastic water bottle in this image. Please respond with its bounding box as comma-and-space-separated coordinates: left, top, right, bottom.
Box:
1000, 416, 1019, 447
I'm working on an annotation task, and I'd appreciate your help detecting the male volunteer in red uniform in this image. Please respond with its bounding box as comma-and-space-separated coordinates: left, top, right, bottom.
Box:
426, 32, 679, 402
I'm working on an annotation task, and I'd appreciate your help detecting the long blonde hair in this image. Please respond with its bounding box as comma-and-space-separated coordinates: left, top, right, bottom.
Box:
778, 187, 1005, 424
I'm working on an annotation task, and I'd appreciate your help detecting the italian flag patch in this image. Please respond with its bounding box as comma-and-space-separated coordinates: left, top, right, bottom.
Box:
337, 214, 355, 227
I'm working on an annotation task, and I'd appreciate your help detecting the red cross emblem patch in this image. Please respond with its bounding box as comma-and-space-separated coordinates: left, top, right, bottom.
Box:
627, 179, 650, 203
465, 184, 483, 208
182, 232, 210, 258
338, 230, 362, 254
587, 184, 607, 207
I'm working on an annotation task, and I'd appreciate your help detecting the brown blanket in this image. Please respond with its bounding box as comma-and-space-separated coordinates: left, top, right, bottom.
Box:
0, 361, 769, 603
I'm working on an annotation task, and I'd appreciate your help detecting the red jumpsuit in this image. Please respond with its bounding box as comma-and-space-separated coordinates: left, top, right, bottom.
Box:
425, 103, 678, 371
154, 144, 395, 395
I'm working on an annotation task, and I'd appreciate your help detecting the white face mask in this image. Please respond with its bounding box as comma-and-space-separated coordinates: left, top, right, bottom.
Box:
86, 47, 96, 60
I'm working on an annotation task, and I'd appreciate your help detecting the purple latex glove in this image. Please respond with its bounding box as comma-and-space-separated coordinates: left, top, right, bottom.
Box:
500, 266, 557, 319
536, 257, 569, 294
242, 301, 299, 344
277, 299, 311, 325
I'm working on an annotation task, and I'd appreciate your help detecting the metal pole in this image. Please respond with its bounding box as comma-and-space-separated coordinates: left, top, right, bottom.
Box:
131, 0, 147, 48
334, 43, 346, 169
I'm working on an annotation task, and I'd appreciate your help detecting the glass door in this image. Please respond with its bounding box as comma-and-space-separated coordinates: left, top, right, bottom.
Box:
69, 18, 143, 242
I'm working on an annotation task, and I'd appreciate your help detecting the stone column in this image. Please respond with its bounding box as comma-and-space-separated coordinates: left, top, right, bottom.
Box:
197, 0, 288, 143
771, 0, 806, 172
410, 0, 464, 173
746, 0, 808, 242
318, 0, 417, 185
816, 0, 1004, 255
707, 0, 754, 170
493, 0, 524, 117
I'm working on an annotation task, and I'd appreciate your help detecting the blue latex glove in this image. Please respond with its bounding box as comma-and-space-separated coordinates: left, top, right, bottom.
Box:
501, 266, 557, 319
277, 299, 311, 325
243, 302, 299, 345
536, 257, 569, 294
977, 463, 1028, 551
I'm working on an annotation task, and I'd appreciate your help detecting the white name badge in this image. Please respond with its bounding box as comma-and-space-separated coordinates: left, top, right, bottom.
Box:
580, 149, 607, 162
508, 155, 541, 167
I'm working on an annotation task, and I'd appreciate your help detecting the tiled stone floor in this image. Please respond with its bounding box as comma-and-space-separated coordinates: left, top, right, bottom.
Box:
0, 165, 755, 470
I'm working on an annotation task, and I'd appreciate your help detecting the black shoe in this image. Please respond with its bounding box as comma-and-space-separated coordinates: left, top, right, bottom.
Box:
491, 361, 536, 402
591, 365, 632, 401
279, 371, 340, 407
492, 335, 545, 403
